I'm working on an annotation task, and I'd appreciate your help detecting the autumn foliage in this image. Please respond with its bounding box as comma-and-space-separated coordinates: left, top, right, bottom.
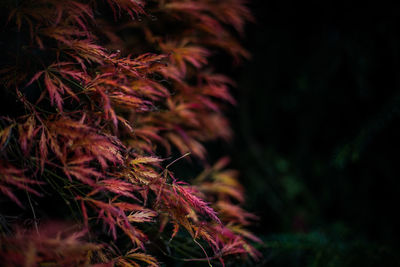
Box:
0, 0, 258, 265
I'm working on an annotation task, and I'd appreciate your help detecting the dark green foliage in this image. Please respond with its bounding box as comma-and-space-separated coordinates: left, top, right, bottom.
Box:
230, 0, 400, 266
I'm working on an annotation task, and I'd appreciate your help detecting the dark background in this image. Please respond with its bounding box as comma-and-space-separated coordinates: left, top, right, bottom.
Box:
226, 0, 400, 266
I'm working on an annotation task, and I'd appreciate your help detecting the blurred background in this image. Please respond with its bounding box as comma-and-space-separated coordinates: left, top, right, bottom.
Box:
221, 0, 400, 266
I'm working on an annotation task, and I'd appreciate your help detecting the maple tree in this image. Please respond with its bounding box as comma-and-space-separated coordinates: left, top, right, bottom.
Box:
0, 0, 259, 265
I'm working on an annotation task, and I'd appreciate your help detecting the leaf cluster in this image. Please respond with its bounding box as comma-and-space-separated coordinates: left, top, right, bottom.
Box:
0, 0, 259, 266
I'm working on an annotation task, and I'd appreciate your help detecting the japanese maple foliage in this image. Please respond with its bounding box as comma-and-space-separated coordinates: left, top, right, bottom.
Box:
0, 0, 259, 265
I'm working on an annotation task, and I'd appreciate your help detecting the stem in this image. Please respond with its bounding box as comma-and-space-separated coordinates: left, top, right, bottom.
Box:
26, 190, 39, 235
